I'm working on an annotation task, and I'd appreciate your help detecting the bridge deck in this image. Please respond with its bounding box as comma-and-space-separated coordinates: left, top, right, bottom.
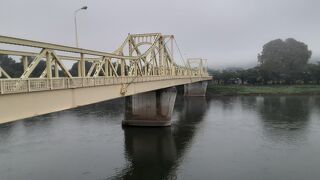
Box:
0, 76, 211, 124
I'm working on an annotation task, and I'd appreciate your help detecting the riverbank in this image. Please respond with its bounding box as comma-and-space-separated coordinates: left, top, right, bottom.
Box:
207, 84, 320, 96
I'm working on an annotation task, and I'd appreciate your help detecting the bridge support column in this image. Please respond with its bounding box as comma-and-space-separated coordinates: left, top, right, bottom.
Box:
184, 81, 208, 96
123, 87, 177, 126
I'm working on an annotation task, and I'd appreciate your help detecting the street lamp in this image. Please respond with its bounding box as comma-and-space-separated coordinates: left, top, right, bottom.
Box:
74, 6, 88, 48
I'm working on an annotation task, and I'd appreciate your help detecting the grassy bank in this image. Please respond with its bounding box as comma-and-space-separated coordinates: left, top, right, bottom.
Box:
207, 84, 320, 96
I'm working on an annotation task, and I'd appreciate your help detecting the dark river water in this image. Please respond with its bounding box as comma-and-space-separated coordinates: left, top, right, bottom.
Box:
1, 95, 320, 180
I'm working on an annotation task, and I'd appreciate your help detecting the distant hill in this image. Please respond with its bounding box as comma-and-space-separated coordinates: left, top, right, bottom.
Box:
209, 55, 320, 71
310, 55, 320, 64
209, 60, 257, 70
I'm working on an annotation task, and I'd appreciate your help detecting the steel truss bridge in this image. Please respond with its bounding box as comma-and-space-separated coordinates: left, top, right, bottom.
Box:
0, 33, 211, 124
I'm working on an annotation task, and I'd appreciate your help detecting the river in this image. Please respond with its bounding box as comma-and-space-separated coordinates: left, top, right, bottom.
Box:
1, 95, 320, 180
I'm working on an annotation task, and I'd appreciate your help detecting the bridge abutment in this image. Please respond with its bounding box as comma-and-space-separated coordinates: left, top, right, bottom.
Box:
123, 87, 177, 126
184, 81, 208, 96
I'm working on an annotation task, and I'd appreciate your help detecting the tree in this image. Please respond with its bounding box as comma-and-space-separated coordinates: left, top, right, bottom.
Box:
70, 61, 93, 76
0, 55, 22, 78
208, 69, 223, 84
221, 70, 237, 84
243, 67, 261, 85
307, 62, 320, 84
258, 38, 312, 84
0, 55, 53, 78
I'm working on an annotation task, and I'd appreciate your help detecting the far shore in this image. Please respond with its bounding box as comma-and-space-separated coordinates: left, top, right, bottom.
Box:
207, 84, 320, 96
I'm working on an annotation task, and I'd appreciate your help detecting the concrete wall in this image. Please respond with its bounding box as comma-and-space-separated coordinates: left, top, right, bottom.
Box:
184, 81, 208, 96
123, 87, 177, 126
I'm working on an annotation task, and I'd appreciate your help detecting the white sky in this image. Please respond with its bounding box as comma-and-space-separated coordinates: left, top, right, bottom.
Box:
1, 0, 319, 68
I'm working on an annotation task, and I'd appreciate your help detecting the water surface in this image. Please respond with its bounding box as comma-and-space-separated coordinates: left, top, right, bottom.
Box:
1, 95, 320, 180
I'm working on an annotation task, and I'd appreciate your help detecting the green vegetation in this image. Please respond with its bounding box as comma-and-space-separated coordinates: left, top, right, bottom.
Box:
207, 84, 320, 96
209, 38, 320, 85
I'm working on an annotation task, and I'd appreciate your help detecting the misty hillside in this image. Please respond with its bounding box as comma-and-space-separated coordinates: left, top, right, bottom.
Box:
310, 55, 320, 63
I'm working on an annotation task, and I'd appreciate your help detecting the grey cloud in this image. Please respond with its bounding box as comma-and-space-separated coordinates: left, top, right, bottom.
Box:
0, 0, 319, 69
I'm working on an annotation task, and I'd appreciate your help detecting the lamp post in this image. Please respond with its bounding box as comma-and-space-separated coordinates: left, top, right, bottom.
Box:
74, 6, 87, 48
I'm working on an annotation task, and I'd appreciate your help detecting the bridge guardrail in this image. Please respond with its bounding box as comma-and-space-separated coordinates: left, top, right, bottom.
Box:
0, 76, 211, 95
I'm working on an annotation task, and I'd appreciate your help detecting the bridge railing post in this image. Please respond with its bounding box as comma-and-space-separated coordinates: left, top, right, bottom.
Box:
27, 79, 30, 92
67, 78, 70, 88
62, 78, 65, 89
82, 77, 84, 87
0, 80, 3, 94
46, 79, 49, 90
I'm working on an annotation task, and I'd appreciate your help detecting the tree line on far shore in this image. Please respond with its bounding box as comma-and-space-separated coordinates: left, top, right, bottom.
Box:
0, 55, 96, 78
209, 38, 320, 85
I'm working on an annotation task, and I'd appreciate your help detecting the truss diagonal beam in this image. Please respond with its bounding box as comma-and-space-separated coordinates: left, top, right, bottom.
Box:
51, 51, 73, 78
0, 66, 11, 78
93, 58, 106, 77
87, 62, 97, 77
20, 49, 47, 79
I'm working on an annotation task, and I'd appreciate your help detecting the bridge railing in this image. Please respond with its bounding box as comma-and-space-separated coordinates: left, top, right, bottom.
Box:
0, 75, 211, 95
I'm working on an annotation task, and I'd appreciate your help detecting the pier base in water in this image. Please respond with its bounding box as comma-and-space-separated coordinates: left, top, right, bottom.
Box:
184, 81, 208, 96
123, 87, 177, 126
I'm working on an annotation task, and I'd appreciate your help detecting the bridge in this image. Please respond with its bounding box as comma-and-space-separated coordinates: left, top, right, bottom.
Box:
0, 33, 211, 126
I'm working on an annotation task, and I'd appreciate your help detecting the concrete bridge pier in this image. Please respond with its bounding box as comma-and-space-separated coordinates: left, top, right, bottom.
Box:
184, 81, 208, 96
123, 87, 177, 126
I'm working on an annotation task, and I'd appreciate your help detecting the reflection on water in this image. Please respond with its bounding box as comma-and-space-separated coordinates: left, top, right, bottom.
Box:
1, 95, 320, 180
210, 96, 313, 144
118, 127, 177, 180
257, 96, 311, 143
0, 123, 13, 145
110, 97, 209, 180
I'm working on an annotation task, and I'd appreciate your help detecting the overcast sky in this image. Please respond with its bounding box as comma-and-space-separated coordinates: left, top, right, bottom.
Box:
1, 0, 319, 68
